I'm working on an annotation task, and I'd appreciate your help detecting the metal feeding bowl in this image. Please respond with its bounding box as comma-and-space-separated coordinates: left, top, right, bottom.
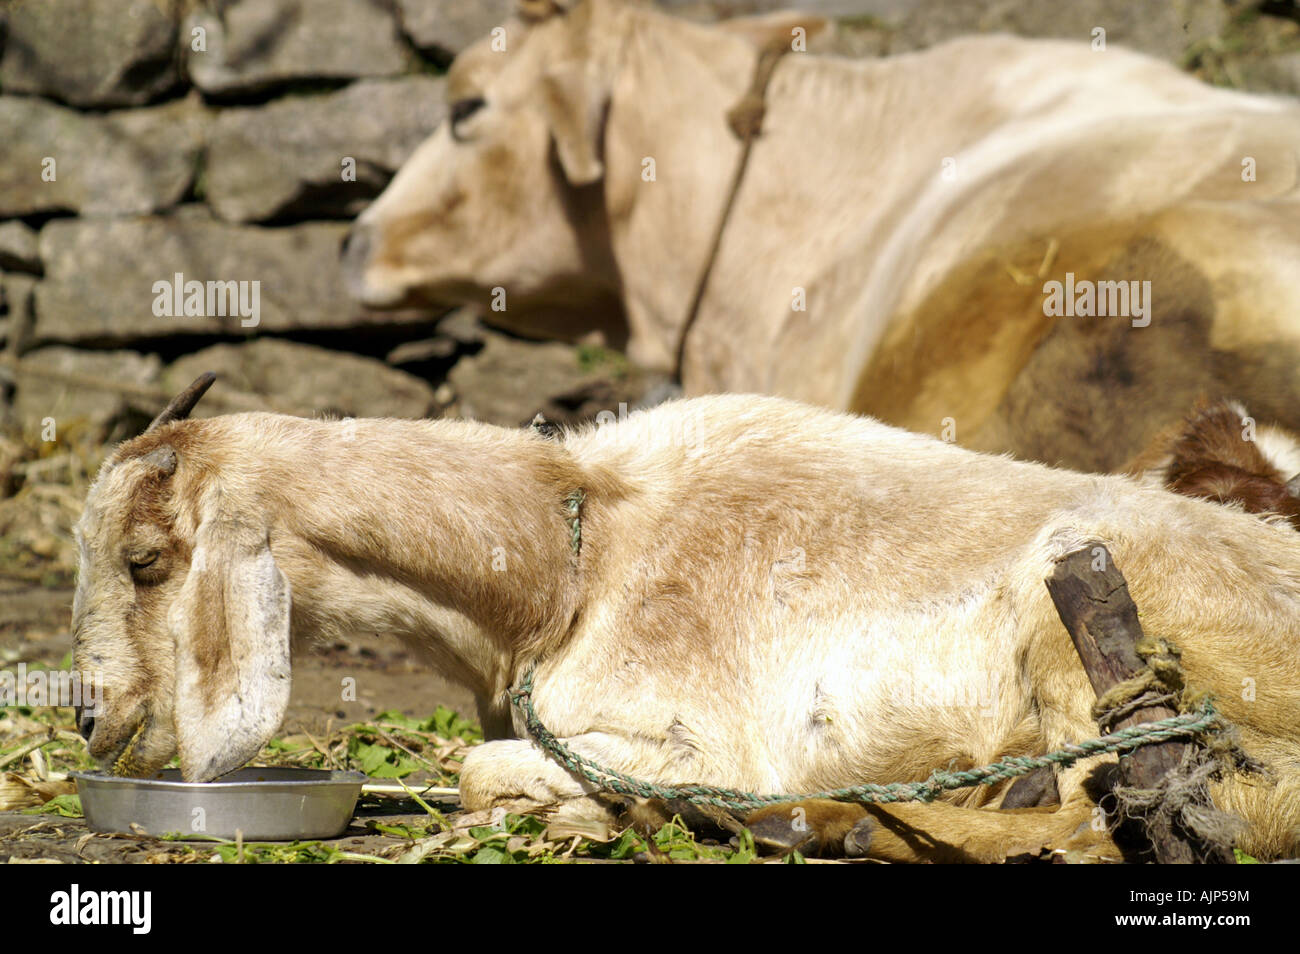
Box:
72, 768, 368, 841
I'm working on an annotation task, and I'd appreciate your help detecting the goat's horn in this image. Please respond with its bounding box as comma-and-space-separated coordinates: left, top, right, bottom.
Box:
1286, 473, 1300, 498
147, 372, 217, 433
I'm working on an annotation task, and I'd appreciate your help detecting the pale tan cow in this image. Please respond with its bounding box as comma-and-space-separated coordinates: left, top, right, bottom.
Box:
343, 0, 1300, 473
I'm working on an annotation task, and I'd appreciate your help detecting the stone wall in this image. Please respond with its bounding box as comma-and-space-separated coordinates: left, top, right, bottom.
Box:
1, 0, 1297, 441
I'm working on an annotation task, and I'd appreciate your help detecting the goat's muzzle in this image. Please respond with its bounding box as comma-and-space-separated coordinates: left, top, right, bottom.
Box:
76, 708, 95, 742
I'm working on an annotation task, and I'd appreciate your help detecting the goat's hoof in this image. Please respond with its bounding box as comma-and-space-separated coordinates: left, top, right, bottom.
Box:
745, 813, 821, 856
843, 817, 875, 858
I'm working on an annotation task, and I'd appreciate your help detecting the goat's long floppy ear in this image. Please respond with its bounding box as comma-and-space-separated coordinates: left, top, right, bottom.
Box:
168, 507, 291, 782
540, 61, 608, 186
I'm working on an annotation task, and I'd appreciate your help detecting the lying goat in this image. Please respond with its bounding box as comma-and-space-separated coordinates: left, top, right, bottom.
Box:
73, 376, 1300, 861
1127, 399, 1300, 530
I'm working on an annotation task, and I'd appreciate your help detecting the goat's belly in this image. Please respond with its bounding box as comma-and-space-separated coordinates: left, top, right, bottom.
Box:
539, 571, 1039, 795
748, 593, 1030, 793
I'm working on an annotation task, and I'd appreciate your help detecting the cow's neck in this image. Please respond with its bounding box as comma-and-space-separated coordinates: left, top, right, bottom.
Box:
227, 417, 586, 720
602, 14, 960, 400
603, 15, 757, 374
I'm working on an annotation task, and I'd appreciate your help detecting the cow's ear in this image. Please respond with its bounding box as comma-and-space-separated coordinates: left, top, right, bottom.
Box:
717, 11, 832, 52
541, 62, 607, 186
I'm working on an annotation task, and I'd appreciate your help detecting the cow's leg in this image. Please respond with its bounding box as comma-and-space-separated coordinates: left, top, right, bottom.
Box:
745, 794, 1115, 862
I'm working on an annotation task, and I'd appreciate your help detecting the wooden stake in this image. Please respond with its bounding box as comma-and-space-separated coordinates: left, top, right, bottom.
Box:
1046, 544, 1235, 864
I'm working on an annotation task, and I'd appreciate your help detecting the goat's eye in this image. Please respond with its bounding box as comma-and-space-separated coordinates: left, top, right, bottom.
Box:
128, 550, 158, 570
128, 549, 167, 586
450, 97, 486, 140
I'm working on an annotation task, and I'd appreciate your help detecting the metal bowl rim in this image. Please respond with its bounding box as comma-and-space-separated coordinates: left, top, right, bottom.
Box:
71, 769, 369, 792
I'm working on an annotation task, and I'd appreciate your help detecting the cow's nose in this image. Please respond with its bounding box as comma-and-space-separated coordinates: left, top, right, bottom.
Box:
77, 709, 95, 741
341, 224, 371, 268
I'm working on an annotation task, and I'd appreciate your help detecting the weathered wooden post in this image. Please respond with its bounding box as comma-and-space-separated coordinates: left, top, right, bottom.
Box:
1045, 544, 1236, 864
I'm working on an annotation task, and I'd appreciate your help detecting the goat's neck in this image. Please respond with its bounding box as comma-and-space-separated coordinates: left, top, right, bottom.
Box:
232, 418, 585, 717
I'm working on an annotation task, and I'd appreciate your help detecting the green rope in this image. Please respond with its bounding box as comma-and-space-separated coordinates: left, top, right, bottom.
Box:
508, 666, 1224, 812
564, 489, 585, 556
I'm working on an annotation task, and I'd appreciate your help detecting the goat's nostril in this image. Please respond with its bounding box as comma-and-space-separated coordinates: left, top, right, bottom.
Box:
77, 711, 95, 741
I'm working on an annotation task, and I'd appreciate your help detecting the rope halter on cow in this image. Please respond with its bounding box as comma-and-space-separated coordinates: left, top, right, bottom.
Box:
673, 37, 794, 380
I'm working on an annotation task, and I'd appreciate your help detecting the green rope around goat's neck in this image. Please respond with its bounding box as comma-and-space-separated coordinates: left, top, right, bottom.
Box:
507, 666, 1224, 812
564, 489, 585, 557
526, 413, 583, 558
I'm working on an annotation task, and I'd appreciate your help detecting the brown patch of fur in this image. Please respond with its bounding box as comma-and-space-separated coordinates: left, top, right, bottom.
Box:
1167, 401, 1279, 480
1152, 400, 1300, 528
972, 234, 1221, 471
863, 221, 1300, 474
850, 232, 1072, 440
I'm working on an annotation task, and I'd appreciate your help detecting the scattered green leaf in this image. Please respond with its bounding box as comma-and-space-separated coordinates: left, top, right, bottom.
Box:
24, 793, 83, 817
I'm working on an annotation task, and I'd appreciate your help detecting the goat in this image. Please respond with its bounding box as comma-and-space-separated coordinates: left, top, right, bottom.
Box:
73, 376, 1300, 861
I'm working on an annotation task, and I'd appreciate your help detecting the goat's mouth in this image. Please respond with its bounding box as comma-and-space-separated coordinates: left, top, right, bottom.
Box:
110, 718, 149, 776
88, 707, 157, 777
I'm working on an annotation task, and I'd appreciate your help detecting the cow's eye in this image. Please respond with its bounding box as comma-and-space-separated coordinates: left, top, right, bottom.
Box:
450, 97, 486, 140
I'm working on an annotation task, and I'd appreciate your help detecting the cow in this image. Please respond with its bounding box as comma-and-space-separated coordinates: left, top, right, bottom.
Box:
342, 0, 1300, 474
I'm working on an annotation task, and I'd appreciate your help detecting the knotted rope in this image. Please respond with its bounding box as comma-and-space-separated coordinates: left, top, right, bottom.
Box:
1091, 636, 1185, 732
1088, 636, 1253, 851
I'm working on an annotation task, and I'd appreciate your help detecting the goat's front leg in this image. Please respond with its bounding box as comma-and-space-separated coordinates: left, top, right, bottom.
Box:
457, 738, 613, 824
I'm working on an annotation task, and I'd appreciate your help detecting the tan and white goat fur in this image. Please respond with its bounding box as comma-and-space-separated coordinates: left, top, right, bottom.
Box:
73, 394, 1300, 860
